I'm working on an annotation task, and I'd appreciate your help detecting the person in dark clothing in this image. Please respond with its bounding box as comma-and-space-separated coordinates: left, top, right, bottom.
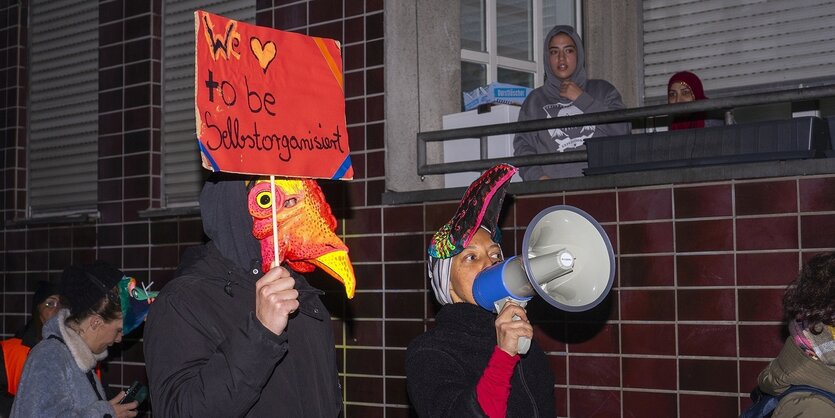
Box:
0, 281, 59, 416
143, 175, 342, 418
406, 164, 555, 418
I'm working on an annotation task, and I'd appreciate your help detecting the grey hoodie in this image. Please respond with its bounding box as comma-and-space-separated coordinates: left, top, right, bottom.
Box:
513, 25, 629, 180
11, 309, 113, 418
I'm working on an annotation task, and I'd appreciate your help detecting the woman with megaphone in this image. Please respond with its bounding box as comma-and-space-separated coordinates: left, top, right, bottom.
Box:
406, 164, 555, 418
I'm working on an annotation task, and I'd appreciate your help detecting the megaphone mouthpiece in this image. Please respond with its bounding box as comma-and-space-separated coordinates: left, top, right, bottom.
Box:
472, 256, 533, 312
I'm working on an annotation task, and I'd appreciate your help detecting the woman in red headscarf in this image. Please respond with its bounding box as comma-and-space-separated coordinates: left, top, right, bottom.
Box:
667, 71, 724, 130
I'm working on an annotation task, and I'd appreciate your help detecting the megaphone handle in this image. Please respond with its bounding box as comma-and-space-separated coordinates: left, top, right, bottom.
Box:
495, 299, 531, 355
513, 314, 531, 355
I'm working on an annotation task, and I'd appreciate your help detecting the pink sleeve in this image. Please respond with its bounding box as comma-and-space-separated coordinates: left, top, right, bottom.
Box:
475, 346, 520, 418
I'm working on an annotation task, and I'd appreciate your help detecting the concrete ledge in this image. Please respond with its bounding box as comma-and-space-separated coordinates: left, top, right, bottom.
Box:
382, 157, 835, 205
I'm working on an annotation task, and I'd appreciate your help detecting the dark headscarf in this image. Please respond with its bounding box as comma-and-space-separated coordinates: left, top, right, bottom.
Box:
668, 71, 708, 130
199, 174, 262, 273
60, 261, 124, 317
32, 280, 57, 308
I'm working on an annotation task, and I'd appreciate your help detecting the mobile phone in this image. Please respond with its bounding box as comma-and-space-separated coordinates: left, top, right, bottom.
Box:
120, 381, 148, 405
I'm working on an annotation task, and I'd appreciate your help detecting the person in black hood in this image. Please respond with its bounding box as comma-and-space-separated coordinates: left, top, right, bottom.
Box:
143, 174, 342, 417
513, 25, 630, 180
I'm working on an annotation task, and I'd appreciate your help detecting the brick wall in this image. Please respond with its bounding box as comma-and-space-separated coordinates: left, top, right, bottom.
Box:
2, 1, 835, 417
365, 176, 835, 418
0, 0, 27, 223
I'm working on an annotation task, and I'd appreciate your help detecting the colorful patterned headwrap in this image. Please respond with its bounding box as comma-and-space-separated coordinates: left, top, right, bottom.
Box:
427, 164, 517, 304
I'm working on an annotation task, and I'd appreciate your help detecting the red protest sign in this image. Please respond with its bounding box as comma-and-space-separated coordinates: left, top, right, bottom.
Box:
195, 11, 353, 180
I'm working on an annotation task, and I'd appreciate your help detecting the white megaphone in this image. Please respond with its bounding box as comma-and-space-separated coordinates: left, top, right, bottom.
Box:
472, 205, 615, 354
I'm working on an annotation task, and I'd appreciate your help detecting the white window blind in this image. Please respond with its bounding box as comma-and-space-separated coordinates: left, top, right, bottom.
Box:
28, 0, 98, 214
162, 0, 254, 205
643, 0, 835, 101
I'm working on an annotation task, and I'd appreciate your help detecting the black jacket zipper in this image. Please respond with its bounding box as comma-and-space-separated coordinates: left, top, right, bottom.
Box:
517, 361, 540, 418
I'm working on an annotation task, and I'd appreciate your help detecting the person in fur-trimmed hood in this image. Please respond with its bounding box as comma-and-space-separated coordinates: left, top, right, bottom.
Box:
12, 261, 139, 418
756, 251, 835, 417
513, 25, 630, 180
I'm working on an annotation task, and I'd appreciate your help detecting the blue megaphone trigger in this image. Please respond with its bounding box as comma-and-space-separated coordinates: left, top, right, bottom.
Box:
472, 255, 533, 313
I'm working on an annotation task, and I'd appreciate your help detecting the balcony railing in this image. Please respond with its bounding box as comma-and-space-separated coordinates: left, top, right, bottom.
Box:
416, 84, 835, 177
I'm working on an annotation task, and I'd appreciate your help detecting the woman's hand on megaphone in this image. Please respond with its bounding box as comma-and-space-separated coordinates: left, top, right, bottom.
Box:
495, 302, 533, 357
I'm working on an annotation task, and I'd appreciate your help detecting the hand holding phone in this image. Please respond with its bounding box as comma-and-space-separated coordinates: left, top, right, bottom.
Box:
119, 381, 148, 405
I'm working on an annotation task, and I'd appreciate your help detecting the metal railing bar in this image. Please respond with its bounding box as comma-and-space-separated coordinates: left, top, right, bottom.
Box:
418, 84, 835, 142
421, 151, 588, 175
416, 84, 835, 176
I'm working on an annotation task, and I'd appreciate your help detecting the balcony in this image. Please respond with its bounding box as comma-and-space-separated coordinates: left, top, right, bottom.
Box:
384, 84, 835, 204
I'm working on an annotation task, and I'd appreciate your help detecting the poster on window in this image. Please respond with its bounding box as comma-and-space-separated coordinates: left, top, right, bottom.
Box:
194, 10, 352, 180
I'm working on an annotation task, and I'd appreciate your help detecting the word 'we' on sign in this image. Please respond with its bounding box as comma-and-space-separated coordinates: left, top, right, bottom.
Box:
194, 10, 352, 180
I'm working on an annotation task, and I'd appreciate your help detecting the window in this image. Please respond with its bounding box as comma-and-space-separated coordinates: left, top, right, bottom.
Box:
162, 0, 254, 206
460, 0, 581, 100
27, 0, 99, 215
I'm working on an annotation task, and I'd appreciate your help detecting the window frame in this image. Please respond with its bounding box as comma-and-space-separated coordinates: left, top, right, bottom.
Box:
460, 0, 582, 91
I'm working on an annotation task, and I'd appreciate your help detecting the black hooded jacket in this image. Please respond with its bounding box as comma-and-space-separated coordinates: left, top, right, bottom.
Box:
143, 177, 342, 417
406, 303, 555, 418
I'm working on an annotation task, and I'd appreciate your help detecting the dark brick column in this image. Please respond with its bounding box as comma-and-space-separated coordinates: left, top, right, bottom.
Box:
97, 0, 162, 268
0, 0, 28, 222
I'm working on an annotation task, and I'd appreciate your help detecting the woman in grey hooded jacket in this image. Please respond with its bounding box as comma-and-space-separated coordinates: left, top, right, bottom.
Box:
513, 25, 629, 180
11, 262, 138, 418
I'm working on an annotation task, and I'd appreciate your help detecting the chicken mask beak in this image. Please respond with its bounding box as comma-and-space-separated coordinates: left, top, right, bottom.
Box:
311, 250, 356, 299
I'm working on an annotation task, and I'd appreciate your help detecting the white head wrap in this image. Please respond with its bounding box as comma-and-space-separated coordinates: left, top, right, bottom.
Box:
428, 256, 453, 305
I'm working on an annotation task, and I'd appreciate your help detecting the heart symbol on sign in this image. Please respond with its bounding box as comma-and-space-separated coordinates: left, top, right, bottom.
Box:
250, 38, 276, 73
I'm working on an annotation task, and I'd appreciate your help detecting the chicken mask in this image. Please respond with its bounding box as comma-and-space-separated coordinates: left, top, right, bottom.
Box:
247, 178, 356, 298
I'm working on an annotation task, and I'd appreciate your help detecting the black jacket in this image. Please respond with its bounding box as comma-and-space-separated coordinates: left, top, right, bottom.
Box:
143, 177, 342, 417
406, 303, 555, 418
